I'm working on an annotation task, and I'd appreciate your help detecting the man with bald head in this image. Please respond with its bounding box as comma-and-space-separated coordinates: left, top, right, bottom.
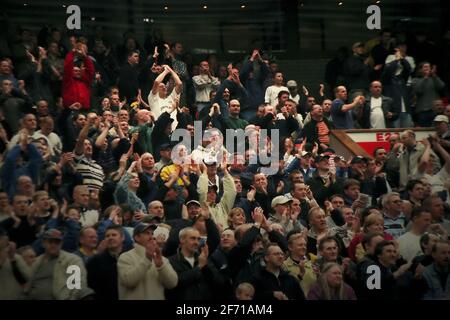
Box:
192, 61, 220, 112
72, 185, 100, 227
302, 104, 333, 152
358, 81, 395, 129
331, 86, 365, 129
129, 109, 154, 154
148, 201, 165, 220
223, 99, 248, 130
16, 175, 35, 198
7, 113, 50, 150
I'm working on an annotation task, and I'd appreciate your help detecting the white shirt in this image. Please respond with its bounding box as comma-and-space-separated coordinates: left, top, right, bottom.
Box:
415, 165, 450, 193
397, 231, 422, 262
265, 85, 289, 107
370, 97, 386, 129
290, 94, 300, 104
191, 145, 230, 165
184, 256, 195, 268
80, 209, 100, 228
148, 89, 180, 131
36, 131, 62, 155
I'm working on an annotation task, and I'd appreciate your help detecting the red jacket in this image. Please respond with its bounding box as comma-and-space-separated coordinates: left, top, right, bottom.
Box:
62, 52, 94, 110
347, 232, 394, 262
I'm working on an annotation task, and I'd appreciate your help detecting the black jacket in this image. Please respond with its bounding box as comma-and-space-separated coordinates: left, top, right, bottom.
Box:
163, 218, 220, 258
251, 267, 305, 300
117, 62, 140, 102
343, 54, 371, 92
86, 250, 119, 300
381, 59, 413, 114
233, 226, 288, 284
302, 117, 334, 150
166, 250, 225, 300
306, 171, 342, 208
257, 113, 300, 147
151, 112, 172, 161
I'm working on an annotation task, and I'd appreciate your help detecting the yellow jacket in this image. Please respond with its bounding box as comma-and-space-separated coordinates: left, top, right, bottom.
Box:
283, 254, 317, 296
160, 164, 188, 186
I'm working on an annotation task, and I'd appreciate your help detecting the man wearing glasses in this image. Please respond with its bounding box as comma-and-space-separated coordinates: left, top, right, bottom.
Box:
251, 244, 305, 300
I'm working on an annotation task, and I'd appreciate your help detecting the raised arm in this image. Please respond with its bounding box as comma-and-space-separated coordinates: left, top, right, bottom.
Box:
166, 65, 183, 94
74, 113, 95, 155
151, 66, 170, 95
95, 122, 111, 148
431, 136, 450, 173
341, 96, 364, 113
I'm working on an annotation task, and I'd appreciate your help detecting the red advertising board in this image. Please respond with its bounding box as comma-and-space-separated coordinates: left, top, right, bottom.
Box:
345, 130, 435, 156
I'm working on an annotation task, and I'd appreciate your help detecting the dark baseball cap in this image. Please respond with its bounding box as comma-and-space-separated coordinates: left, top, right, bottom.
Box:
159, 143, 173, 151
315, 154, 330, 163
351, 156, 368, 164
42, 229, 63, 241
133, 223, 157, 238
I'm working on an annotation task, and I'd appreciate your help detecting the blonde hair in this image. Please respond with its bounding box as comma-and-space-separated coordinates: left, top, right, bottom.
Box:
363, 213, 384, 233
228, 207, 245, 226
308, 207, 326, 222
288, 232, 306, 245
32, 190, 49, 202
236, 282, 255, 295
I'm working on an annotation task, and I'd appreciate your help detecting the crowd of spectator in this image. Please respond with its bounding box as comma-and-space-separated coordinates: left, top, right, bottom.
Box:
0, 22, 449, 300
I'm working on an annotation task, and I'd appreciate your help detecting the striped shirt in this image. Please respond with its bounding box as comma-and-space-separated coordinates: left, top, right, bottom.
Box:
383, 213, 408, 239
316, 121, 330, 145
75, 155, 105, 190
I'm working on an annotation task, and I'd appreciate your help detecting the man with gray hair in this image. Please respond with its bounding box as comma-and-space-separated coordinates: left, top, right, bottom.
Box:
165, 227, 224, 300
382, 192, 408, 239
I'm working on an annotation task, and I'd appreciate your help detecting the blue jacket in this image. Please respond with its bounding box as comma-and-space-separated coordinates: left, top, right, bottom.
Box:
1, 144, 42, 199
32, 218, 81, 255
422, 264, 450, 300
114, 172, 147, 213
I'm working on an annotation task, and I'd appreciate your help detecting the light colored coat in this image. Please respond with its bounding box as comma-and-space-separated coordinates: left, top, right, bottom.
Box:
283, 255, 317, 296
0, 254, 31, 299
117, 243, 178, 300
198, 171, 236, 229
26, 250, 93, 300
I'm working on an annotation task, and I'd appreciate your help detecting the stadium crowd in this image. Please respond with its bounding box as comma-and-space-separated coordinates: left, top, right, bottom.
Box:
0, 21, 450, 300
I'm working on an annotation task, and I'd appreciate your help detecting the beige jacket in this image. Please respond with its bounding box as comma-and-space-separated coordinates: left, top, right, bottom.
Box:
0, 254, 30, 299
198, 171, 236, 229
283, 255, 318, 296
26, 250, 93, 300
117, 243, 178, 300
